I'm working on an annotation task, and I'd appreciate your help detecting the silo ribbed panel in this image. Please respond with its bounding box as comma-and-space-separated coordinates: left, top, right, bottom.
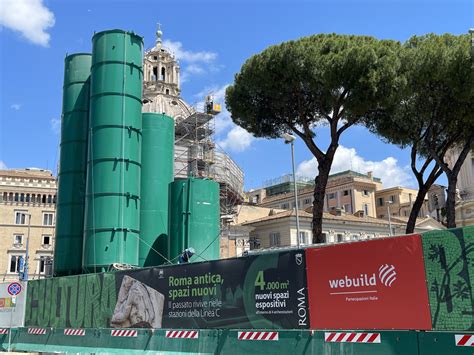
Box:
83, 30, 143, 272
139, 113, 175, 267
54, 53, 91, 276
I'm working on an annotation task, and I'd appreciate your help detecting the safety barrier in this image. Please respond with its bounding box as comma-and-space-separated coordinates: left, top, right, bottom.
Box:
1, 328, 471, 354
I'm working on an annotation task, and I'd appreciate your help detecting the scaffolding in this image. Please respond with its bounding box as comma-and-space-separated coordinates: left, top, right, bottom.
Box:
174, 110, 215, 179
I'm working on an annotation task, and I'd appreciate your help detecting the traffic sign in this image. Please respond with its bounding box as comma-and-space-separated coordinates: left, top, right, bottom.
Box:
7, 282, 22, 296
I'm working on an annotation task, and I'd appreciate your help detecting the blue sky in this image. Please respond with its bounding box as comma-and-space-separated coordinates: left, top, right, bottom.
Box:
0, 0, 472, 190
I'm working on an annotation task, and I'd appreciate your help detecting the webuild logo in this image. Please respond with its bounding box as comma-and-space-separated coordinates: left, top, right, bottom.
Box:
328, 264, 397, 292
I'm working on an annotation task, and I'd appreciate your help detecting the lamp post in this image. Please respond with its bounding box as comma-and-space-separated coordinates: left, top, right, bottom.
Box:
386, 201, 393, 236
282, 133, 301, 248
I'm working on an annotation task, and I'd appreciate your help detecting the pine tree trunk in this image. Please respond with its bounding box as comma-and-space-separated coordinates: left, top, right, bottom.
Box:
406, 186, 429, 234
312, 161, 331, 244
445, 175, 457, 228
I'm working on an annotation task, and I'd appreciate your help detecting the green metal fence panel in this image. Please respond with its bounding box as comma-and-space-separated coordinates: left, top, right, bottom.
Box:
418, 331, 474, 355
55, 53, 91, 276
421, 226, 474, 331
2, 328, 424, 354
83, 29, 144, 272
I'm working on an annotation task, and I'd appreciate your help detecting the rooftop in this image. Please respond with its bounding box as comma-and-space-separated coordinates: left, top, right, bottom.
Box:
0, 168, 55, 180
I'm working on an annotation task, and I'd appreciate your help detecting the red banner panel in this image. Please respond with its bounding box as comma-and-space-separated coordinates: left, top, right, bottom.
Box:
306, 235, 432, 330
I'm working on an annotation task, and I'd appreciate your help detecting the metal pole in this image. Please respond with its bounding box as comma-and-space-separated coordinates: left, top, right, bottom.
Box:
25, 214, 31, 281
291, 142, 301, 248
387, 203, 392, 236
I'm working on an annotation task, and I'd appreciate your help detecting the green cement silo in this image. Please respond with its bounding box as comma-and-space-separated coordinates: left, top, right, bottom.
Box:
83, 30, 143, 272
54, 53, 91, 276
169, 178, 220, 263
139, 113, 175, 267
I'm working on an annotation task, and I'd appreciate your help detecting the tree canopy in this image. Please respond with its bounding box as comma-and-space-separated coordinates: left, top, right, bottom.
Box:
226, 34, 403, 242
369, 33, 473, 229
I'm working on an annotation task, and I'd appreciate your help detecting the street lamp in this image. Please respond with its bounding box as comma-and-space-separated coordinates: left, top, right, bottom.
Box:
386, 201, 393, 236
282, 133, 301, 248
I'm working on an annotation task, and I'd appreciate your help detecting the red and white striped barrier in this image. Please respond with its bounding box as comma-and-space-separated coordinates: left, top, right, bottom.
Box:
455, 334, 474, 347
28, 328, 47, 335
111, 329, 138, 337
165, 330, 199, 339
238, 331, 279, 341
0, 329, 9, 335
64, 328, 86, 336
324, 332, 381, 343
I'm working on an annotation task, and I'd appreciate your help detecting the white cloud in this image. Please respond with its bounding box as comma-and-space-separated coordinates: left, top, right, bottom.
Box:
296, 145, 414, 188
163, 39, 217, 63
50, 117, 60, 134
10, 103, 21, 110
163, 39, 219, 82
0, 161, 7, 170
217, 125, 254, 153
0, 0, 55, 47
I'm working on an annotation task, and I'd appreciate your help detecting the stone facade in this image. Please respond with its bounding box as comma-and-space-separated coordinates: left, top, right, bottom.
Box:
0, 169, 56, 281
249, 170, 382, 218
374, 186, 429, 219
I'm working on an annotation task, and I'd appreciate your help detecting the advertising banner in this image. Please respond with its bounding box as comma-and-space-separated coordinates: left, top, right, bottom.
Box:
25, 250, 309, 329
0, 281, 27, 327
306, 235, 432, 330
421, 227, 474, 331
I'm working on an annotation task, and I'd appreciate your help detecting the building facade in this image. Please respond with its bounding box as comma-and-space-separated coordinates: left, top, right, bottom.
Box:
0, 169, 56, 282
235, 207, 444, 257
374, 186, 429, 219
248, 170, 381, 218
448, 148, 474, 226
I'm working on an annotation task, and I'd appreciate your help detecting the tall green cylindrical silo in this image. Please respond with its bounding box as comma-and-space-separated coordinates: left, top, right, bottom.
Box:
83, 30, 143, 272
140, 113, 175, 267
54, 53, 91, 276
169, 178, 220, 263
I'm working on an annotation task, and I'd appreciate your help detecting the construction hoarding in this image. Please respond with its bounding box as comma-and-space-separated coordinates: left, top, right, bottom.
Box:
0, 281, 27, 327
25, 250, 308, 329
421, 226, 474, 331
306, 234, 432, 330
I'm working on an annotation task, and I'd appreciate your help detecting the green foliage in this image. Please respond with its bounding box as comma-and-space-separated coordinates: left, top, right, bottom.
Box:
225, 34, 403, 140
370, 33, 473, 154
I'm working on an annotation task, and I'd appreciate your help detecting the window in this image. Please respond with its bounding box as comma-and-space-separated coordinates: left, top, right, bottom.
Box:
270, 232, 280, 247
43, 213, 54, 226
250, 235, 260, 249
38, 256, 48, 274
336, 234, 344, 243
152, 67, 158, 80
281, 203, 290, 209
299, 231, 308, 245
390, 195, 395, 202
378, 197, 384, 206
161, 67, 166, 81
15, 211, 28, 225
42, 235, 51, 246
321, 233, 327, 243
9, 255, 23, 273
328, 192, 336, 199
303, 198, 312, 205
343, 190, 349, 196
351, 235, 359, 241
344, 204, 351, 213
379, 214, 385, 219
14, 193, 19, 202
363, 204, 370, 216
13, 234, 23, 246
362, 190, 369, 196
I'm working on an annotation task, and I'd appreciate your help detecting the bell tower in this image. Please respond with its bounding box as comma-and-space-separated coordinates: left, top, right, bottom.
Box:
143, 24, 181, 99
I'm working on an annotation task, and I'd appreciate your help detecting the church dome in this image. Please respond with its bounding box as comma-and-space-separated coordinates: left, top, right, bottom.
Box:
142, 93, 194, 121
